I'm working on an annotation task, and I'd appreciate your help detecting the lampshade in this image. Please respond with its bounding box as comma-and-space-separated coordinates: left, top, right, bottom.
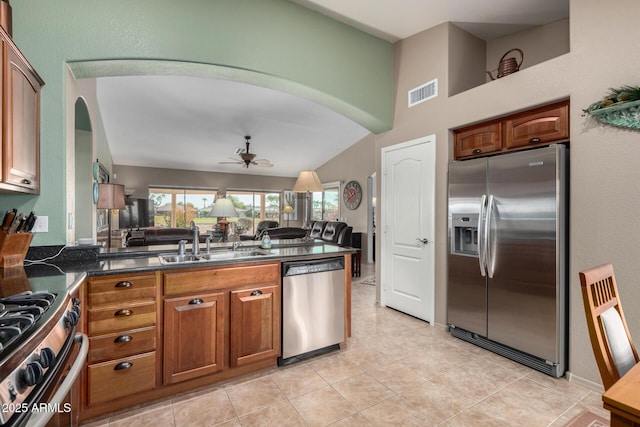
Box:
292, 170, 323, 192
210, 197, 239, 217
97, 183, 126, 210
283, 205, 294, 214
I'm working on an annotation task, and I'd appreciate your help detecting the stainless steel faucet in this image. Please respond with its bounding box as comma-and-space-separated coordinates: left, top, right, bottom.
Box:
205, 235, 213, 253
190, 221, 199, 255
233, 240, 243, 251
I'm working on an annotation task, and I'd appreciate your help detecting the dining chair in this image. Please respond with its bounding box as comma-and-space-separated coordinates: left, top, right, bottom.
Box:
579, 263, 639, 390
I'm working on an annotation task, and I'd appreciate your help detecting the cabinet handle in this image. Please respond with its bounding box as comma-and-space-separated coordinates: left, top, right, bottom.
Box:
189, 298, 203, 305
529, 137, 541, 144
114, 361, 133, 371
114, 309, 132, 317
250, 290, 263, 296
114, 335, 133, 343
21, 179, 31, 185
472, 148, 482, 154
115, 281, 133, 288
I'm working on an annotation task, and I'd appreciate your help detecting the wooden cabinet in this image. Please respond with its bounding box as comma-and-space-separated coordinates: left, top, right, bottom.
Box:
0, 26, 43, 194
230, 284, 281, 367
163, 292, 225, 384
454, 100, 569, 160
162, 262, 281, 383
83, 273, 158, 408
454, 122, 502, 158
505, 103, 569, 149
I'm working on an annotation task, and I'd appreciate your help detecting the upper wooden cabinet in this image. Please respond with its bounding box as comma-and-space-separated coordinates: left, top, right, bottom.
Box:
454, 100, 569, 160
454, 122, 502, 158
505, 103, 569, 149
0, 27, 44, 194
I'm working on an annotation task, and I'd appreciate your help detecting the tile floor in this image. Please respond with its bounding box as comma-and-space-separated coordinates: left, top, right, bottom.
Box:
82, 263, 609, 427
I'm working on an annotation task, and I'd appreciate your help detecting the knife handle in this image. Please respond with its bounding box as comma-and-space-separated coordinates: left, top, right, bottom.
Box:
2, 211, 16, 231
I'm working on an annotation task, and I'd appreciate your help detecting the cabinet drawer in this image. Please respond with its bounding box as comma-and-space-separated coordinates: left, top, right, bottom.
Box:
88, 326, 156, 363
87, 352, 156, 406
87, 274, 156, 306
88, 301, 156, 335
163, 262, 280, 296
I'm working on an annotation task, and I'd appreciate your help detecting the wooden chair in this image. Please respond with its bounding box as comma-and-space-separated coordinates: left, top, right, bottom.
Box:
579, 263, 639, 390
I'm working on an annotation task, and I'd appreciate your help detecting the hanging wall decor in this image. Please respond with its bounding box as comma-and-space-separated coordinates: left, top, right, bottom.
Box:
583, 85, 640, 130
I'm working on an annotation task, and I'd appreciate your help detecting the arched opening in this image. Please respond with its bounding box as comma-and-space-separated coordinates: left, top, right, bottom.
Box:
74, 97, 94, 242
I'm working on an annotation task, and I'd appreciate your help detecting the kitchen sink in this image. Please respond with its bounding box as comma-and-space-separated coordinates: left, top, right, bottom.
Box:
158, 249, 271, 264
197, 249, 271, 261
158, 254, 201, 264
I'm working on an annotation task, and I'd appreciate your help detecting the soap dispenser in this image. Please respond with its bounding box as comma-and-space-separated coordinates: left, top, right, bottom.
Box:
261, 231, 271, 249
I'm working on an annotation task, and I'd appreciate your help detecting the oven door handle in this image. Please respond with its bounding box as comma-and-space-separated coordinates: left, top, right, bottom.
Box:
26, 333, 89, 427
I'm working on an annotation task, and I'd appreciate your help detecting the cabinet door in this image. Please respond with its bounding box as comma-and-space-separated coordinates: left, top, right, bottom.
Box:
163, 292, 225, 384
454, 122, 502, 159
230, 284, 280, 367
505, 102, 569, 149
2, 39, 42, 193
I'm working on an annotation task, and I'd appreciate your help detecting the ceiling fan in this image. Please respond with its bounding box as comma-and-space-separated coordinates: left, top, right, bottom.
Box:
219, 136, 273, 168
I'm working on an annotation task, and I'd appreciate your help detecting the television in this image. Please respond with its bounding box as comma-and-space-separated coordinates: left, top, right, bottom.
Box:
119, 198, 153, 229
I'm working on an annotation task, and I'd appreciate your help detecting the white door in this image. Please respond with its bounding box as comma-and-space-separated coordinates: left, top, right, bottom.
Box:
381, 135, 435, 323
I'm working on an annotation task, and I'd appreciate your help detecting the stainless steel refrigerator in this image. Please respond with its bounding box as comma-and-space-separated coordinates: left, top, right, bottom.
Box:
447, 144, 568, 377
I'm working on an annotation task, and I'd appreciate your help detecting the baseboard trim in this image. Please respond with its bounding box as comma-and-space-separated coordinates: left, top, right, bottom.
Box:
565, 371, 604, 393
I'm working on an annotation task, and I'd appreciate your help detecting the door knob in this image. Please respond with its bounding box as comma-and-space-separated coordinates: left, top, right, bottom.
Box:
416, 238, 429, 245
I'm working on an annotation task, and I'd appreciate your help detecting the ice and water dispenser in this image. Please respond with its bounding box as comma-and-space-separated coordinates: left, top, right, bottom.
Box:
451, 214, 479, 256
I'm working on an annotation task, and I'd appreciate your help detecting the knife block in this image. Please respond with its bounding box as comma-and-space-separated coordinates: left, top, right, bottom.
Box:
0, 231, 33, 268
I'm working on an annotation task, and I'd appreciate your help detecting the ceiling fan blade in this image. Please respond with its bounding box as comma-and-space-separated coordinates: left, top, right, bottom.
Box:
219, 161, 242, 164
252, 161, 274, 167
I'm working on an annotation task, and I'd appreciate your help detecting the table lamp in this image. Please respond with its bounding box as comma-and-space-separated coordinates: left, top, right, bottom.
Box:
283, 205, 294, 227
210, 197, 239, 241
292, 170, 323, 229
97, 183, 126, 250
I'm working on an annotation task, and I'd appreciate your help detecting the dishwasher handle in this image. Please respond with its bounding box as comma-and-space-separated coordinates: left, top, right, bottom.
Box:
282, 257, 345, 277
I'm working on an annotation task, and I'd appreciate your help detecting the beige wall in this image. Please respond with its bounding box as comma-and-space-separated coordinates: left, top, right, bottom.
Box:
373, 0, 640, 386
316, 133, 376, 260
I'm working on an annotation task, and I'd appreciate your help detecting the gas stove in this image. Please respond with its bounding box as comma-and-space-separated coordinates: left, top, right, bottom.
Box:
0, 289, 80, 426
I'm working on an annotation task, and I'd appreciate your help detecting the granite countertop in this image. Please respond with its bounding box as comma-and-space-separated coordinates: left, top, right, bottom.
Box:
13, 239, 354, 293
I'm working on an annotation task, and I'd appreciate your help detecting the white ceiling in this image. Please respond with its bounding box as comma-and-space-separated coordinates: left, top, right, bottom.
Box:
97, 0, 569, 178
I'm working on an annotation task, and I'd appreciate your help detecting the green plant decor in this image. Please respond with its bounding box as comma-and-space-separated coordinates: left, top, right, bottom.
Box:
583, 85, 640, 130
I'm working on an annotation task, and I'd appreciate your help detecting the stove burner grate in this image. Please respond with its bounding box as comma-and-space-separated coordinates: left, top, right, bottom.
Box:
0, 291, 57, 355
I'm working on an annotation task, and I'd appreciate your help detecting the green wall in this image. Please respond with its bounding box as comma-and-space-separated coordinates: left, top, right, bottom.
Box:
4, 0, 392, 245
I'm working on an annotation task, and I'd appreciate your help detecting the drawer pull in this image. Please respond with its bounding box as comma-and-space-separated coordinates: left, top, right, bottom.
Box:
21, 179, 31, 185
189, 298, 203, 305
114, 335, 133, 343
529, 137, 541, 144
472, 148, 482, 154
250, 290, 263, 296
114, 309, 133, 317
115, 281, 133, 288
114, 361, 133, 371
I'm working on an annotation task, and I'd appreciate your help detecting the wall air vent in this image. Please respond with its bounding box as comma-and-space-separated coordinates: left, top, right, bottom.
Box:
408, 78, 438, 107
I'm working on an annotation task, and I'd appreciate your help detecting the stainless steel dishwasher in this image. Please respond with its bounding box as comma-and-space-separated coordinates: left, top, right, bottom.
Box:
281, 257, 345, 362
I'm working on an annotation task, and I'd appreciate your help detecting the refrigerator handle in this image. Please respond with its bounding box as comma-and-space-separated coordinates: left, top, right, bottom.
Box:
477, 194, 487, 277
486, 194, 495, 278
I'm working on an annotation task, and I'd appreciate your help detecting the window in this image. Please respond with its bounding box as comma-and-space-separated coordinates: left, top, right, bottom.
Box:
311, 181, 340, 221
225, 190, 281, 237
149, 187, 218, 229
